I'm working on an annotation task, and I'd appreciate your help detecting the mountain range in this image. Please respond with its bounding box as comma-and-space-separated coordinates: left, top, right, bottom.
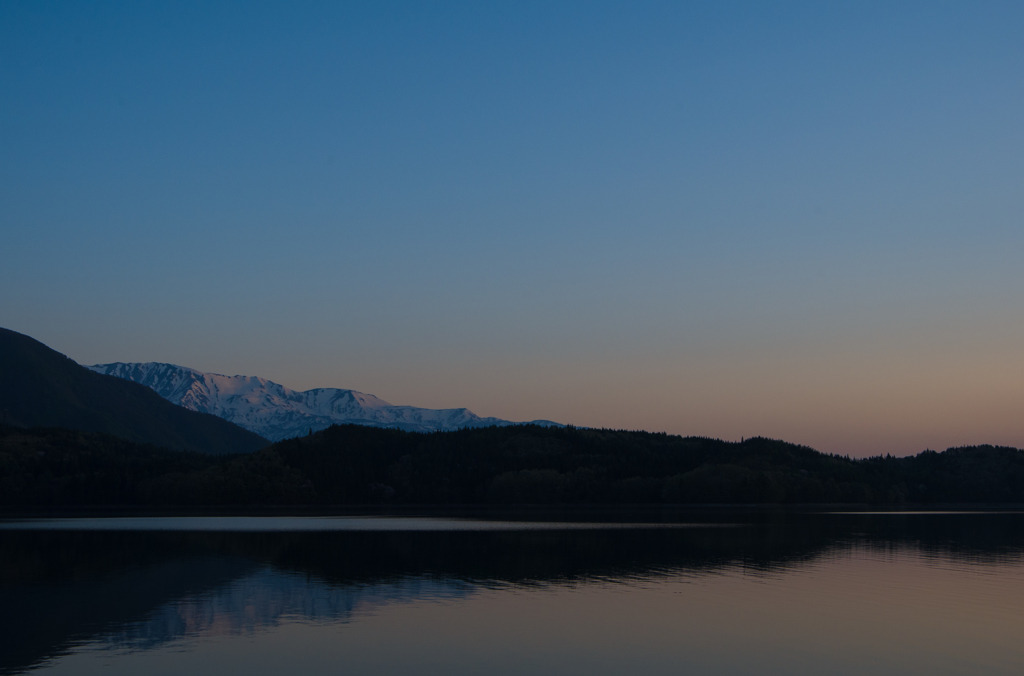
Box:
87, 362, 560, 442
0, 328, 268, 455
5, 327, 1024, 508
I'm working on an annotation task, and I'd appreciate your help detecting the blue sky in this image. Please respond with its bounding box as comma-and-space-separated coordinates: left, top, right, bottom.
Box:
2, 1, 1023, 455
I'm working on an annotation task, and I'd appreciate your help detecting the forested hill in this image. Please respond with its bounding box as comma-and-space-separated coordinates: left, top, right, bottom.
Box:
0, 327, 268, 455
269, 424, 1024, 504
3, 423, 1024, 506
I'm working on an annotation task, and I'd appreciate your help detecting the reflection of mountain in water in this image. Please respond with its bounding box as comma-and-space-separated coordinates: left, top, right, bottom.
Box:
102, 569, 475, 653
2, 511, 1024, 675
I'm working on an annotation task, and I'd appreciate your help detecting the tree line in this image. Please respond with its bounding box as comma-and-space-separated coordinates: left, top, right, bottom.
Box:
2, 423, 1023, 506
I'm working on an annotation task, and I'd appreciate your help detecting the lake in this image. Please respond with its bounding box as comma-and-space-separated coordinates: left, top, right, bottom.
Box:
2, 509, 1023, 675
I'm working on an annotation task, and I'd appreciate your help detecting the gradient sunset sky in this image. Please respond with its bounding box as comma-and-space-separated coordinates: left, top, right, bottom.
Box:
2, 1, 1023, 457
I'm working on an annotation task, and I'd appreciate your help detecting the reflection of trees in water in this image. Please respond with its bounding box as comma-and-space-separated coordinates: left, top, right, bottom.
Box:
0, 553, 257, 676
2, 511, 1024, 674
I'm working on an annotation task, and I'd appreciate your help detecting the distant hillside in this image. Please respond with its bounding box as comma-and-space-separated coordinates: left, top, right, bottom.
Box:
0, 328, 268, 455
87, 361, 562, 441
3, 422, 1024, 506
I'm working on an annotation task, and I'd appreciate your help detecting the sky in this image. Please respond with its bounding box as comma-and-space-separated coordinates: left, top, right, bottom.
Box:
2, 1, 1023, 457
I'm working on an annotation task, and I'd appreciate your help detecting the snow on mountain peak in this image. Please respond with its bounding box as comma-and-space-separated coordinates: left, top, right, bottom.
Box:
85, 362, 559, 442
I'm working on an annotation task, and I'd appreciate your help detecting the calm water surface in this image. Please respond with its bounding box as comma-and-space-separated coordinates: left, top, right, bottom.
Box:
1, 510, 1023, 675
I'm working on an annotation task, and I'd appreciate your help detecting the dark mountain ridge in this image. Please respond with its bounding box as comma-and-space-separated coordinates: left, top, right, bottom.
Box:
0, 327, 268, 455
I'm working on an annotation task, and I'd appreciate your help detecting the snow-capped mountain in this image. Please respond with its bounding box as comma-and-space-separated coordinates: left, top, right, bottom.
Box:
86, 362, 560, 442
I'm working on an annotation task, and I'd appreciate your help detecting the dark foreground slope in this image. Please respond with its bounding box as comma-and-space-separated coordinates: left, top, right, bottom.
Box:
3, 423, 1023, 506
0, 328, 268, 454
0, 425, 306, 505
